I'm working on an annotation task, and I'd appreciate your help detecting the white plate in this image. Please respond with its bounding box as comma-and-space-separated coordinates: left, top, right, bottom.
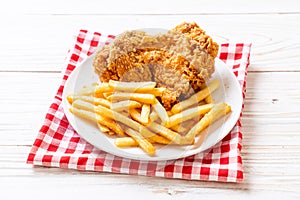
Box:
62, 50, 243, 161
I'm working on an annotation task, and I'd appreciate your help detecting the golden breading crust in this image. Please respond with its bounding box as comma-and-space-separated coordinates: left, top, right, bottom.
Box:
172, 22, 219, 58
93, 22, 218, 110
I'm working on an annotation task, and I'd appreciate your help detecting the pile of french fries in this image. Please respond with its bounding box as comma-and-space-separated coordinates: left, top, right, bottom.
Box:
66, 79, 231, 156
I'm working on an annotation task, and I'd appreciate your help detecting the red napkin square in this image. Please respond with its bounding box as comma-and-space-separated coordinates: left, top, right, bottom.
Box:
27, 30, 251, 182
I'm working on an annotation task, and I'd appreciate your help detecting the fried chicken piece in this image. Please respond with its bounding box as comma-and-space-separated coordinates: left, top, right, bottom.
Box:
172, 22, 219, 58
93, 22, 218, 110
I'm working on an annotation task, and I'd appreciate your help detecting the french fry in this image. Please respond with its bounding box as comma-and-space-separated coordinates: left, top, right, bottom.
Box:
125, 127, 156, 155
169, 121, 191, 133
72, 99, 97, 112
170, 119, 197, 133
95, 105, 170, 144
69, 106, 124, 136
198, 101, 207, 106
94, 82, 113, 97
69, 106, 97, 122
115, 137, 139, 147
185, 102, 231, 141
107, 93, 156, 104
152, 98, 169, 124
164, 104, 214, 128
109, 80, 156, 92
146, 88, 166, 96
102, 92, 113, 99
204, 95, 214, 104
67, 95, 111, 108
140, 104, 150, 124
108, 131, 115, 135
77, 85, 97, 96
129, 108, 148, 125
97, 123, 110, 133
97, 124, 115, 135
167, 111, 173, 117
149, 111, 159, 123
67, 94, 75, 104
170, 124, 187, 133
111, 100, 142, 111
119, 87, 165, 96
200, 83, 214, 104
147, 122, 189, 145
171, 79, 220, 114
114, 137, 155, 148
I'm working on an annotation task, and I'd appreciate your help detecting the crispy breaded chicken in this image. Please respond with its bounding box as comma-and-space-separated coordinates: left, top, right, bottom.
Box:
93, 22, 218, 110
172, 22, 219, 58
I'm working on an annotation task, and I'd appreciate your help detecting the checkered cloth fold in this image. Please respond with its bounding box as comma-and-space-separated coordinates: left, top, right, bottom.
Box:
27, 30, 251, 182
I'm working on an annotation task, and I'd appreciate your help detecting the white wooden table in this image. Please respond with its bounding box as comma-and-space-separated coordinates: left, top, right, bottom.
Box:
1, 0, 300, 199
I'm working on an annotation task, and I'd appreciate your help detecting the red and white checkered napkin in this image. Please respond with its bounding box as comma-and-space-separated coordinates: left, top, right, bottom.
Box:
27, 30, 251, 182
